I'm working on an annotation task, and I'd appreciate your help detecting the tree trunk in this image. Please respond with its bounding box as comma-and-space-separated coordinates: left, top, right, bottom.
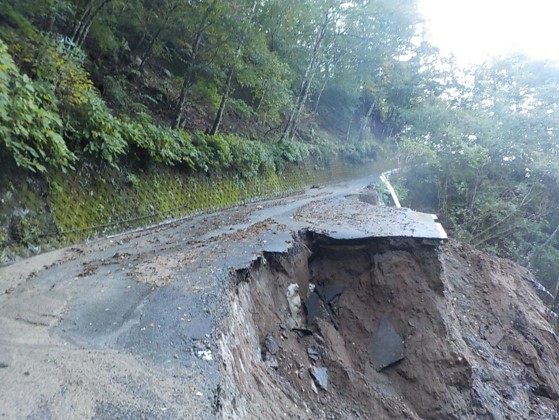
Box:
471, 187, 533, 247
72, 0, 113, 47
139, 4, 178, 72
281, 8, 330, 142
345, 117, 352, 142
208, 66, 234, 135
526, 222, 559, 267
312, 48, 350, 114
131, 31, 147, 56
71, 0, 94, 42
540, 223, 559, 251
175, 0, 220, 129
254, 88, 266, 115
312, 76, 329, 114
208, 0, 258, 135
358, 101, 375, 142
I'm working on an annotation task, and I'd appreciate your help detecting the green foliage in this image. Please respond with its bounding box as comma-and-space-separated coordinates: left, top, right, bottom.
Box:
396, 53, 559, 290
191, 132, 310, 177
103, 75, 129, 108
70, 90, 127, 165
395, 136, 436, 165
191, 132, 233, 172
122, 119, 198, 169
340, 140, 381, 165
271, 139, 310, 170
0, 39, 75, 173
531, 247, 559, 293
227, 134, 275, 178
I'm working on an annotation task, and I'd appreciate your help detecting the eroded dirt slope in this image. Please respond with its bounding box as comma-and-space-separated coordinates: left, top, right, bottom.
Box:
218, 235, 559, 419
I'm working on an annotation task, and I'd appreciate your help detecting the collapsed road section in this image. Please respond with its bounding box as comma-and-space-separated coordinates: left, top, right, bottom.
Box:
218, 232, 559, 419
1, 178, 559, 419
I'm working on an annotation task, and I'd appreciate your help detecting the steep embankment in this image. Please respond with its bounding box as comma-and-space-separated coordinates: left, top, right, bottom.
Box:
218, 235, 559, 419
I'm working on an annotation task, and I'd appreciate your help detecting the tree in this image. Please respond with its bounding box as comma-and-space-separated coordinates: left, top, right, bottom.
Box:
71, 0, 114, 47
397, 52, 559, 291
208, 0, 258, 135
175, 0, 221, 129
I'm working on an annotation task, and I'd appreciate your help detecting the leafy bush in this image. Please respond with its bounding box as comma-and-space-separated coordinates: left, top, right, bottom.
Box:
226, 135, 275, 178
0, 39, 75, 173
340, 140, 381, 164
122, 118, 199, 169
271, 139, 310, 170
192, 132, 234, 171
34, 36, 95, 109
70, 90, 127, 166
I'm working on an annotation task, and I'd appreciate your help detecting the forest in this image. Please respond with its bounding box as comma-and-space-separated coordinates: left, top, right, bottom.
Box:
1, 0, 558, 296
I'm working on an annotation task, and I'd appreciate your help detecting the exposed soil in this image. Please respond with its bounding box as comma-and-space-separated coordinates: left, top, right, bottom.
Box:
218, 234, 559, 419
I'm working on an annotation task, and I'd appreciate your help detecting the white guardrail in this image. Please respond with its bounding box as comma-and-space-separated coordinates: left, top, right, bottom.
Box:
380, 169, 401, 208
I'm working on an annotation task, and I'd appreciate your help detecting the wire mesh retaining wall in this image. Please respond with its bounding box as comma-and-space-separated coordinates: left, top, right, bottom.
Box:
0, 159, 378, 249
46, 157, 381, 243
0, 157, 385, 262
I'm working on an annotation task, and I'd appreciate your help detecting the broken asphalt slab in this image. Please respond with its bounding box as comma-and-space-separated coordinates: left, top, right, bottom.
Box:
370, 314, 405, 371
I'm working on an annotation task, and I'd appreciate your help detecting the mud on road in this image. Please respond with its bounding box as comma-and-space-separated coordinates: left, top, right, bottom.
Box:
1, 177, 559, 419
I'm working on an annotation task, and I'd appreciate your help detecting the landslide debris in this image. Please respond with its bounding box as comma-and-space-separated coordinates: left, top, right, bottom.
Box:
217, 234, 559, 419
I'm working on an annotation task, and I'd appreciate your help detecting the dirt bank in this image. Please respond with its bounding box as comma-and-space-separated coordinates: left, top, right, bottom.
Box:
218, 234, 559, 419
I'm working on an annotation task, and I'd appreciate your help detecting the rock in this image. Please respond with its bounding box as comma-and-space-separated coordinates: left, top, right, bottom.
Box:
358, 186, 380, 205
264, 333, 280, 355
265, 356, 279, 370
304, 291, 321, 323
310, 379, 319, 395
370, 314, 404, 371
482, 325, 505, 347
307, 347, 319, 362
310, 366, 328, 390
286, 283, 303, 328
316, 285, 344, 303
293, 328, 314, 337
197, 350, 213, 361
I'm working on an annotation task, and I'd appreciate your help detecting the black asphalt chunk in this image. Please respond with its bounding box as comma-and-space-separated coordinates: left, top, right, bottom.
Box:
316, 285, 344, 303
310, 366, 328, 390
307, 347, 319, 362
370, 314, 404, 371
304, 291, 321, 323
292, 328, 314, 337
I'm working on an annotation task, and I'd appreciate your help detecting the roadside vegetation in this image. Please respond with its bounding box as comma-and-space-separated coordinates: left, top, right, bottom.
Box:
1, 0, 558, 298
